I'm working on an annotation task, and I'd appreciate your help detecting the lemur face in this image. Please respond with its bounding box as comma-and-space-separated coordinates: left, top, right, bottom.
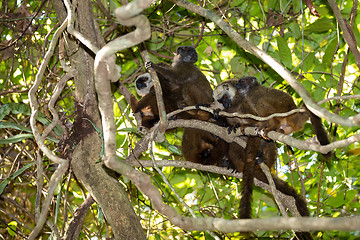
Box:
135, 73, 153, 96
213, 82, 237, 110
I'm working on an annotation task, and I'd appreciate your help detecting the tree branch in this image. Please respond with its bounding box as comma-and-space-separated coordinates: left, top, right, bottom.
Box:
327, 0, 360, 70
105, 155, 360, 232
28, 17, 69, 240
94, 0, 152, 166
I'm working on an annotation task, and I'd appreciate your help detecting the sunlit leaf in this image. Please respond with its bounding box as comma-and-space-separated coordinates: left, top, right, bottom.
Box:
0, 121, 32, 132
0, 133, 34, 144
305, 18, 335, 33
7, 221, 17, 237
277, 37, 292, 69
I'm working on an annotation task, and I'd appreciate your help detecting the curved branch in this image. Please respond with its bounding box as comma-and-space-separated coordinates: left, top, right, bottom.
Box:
174, 105, 306, 122
166, 106, 360, 154
168, 0, 360, 127
28, 17, 69, 240
126, 109, 356, 163
164, 119, 354, 154
94, 0, 152, 164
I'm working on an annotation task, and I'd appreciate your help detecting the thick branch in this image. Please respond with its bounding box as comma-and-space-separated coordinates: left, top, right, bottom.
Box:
105, 156, 360, 232
165, 119, 352, 154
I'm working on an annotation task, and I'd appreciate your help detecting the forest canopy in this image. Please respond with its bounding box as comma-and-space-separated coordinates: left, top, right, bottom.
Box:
0, 0, 360, 239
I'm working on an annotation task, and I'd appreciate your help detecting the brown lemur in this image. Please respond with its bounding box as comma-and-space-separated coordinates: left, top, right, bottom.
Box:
235, 76, 332, 160
131, 46, 226, 166
213, 79, 314, 239
132, 46, 214, 128
130, 71, 183, 128
213, 80, 273, 220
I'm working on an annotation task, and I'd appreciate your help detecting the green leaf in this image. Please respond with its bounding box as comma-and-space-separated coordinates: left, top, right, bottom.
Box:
167, 144, 182, 155
147, 32, 165, 51
0, 179, 10, 197
0, 121, 32, 132
0, 133, 34, 144
0, 161, 35, 195
323, 38, 338, 67
302, 52, 315, 72
302, 80, 313, 92
292, 0, 301, 13
0, 103, 63, 136
249, 33, 262, 46
305, 18, 334, 33
230, 57, 246, 76
229, 0, 245, 7
326, 190, 357, 208
0, 103, 31, 121
277, 37, 292, 69
154, 233, 162, 240
353, 23, 360, 50
289, 21, 301, 39
0, 106, 11, 121
267, 0, 277, 10
315, 5, 330, 16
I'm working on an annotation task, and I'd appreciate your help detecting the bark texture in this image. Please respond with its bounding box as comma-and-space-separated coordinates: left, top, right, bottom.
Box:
52, 1, 146, 239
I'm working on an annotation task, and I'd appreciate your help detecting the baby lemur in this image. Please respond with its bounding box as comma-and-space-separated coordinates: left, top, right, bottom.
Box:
134, 73, 153, 97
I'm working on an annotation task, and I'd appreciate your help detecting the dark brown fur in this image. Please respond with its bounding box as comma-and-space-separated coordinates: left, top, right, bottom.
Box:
236, 76, 331, 160
181, 128, 229, 166
133, 46, 213, 128
213, 79, 313, 239
235, 76, 309, 135
213, 80, 265, 219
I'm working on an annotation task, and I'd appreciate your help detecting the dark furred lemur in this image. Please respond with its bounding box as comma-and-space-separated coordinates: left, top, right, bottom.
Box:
130, 71, 183, 128
130, 73, 160, 128
236, 76, 331, 160
234, 76, 309, 134
213, 80, 268, 219
132, 46, 226, 167
181, 127, 229, 166
132, 46, 213, 128
213, 79, 313, 239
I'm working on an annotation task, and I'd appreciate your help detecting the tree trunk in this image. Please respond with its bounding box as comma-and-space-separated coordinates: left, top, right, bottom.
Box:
52, 1, 146, 239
